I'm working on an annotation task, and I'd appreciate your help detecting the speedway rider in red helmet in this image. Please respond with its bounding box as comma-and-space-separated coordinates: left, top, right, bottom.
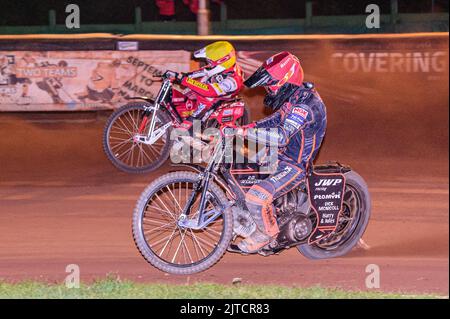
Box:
175, 41, 244, 130
236, 51, 327, 253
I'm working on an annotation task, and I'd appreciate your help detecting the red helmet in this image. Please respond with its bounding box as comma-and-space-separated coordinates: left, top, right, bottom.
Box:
244, 51, 304, 94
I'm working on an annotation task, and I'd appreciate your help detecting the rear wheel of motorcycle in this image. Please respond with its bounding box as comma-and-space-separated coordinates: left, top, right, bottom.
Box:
297, 170, 371, 259
133, 171, 233, 274
103, 102, 172, 174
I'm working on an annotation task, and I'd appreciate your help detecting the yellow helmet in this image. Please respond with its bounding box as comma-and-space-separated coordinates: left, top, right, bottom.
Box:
193, 41, 236, 75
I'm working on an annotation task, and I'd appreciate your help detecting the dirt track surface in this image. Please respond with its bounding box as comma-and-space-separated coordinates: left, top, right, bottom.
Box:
0, 86, 448, 296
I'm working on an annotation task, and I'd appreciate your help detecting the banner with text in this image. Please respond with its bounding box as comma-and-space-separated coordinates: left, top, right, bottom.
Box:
0, 34, 448, 111
0, 50, 190, 111
237, 35, 448, 105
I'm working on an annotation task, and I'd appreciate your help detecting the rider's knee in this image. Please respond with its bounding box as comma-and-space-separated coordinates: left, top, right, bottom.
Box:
245, 186, 273, 211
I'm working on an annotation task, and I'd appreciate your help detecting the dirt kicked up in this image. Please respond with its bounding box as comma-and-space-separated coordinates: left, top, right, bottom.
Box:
0, 72, 448, 296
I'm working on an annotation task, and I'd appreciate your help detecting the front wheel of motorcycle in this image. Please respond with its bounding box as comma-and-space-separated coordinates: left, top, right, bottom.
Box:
297, 170, 371, 259
133, 171, 233, 274
103, 102, 172, 174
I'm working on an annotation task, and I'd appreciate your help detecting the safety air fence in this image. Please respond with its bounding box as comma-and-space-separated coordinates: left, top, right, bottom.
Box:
0, 33, 448, 111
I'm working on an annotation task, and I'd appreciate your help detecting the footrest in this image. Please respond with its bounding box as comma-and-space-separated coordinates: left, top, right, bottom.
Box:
227, 244, 249, 255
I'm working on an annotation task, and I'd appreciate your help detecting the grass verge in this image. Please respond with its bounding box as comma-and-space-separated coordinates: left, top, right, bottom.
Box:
0, 278, 442, 299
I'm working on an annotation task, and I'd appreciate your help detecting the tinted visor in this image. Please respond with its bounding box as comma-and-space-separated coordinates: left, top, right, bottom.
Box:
244, 66, 276, 88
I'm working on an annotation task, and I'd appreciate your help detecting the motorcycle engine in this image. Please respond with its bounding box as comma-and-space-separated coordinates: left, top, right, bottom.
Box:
232, 189, 313, 248
286, 214, 313, 242
232, 206, 256, 238
275, 190, 313, 246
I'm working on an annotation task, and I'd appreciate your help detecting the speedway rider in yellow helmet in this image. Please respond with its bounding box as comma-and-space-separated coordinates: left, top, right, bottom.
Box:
175, 41, 244, 130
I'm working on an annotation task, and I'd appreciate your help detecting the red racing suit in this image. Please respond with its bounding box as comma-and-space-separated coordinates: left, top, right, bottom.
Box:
179, 65, 244, 123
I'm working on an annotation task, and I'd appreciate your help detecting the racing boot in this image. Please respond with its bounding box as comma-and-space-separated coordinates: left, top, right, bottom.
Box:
237, 227, 272, 253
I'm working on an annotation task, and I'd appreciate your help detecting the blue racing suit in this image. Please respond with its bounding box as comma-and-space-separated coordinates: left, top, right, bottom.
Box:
244, 83, 327, 237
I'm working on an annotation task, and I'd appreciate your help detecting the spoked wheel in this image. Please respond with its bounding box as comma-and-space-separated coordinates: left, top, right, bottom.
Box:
103, 102, 172, 173
297, 170, 371, 259
133, 171, 233, 274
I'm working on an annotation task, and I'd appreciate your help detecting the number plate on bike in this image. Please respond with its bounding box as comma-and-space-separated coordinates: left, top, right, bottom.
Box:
307, 172, 346, 244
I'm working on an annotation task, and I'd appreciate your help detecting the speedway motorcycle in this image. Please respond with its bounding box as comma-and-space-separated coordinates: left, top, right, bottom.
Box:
132, 128, 371, 274
103, 71, 250, 173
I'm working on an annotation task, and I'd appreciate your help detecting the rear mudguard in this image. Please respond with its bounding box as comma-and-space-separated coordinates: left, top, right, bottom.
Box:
312, 162, 352, 175
209, 100, 246, 124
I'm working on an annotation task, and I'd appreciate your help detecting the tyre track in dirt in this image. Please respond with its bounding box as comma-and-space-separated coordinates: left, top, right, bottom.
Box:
0, 90, 448, 295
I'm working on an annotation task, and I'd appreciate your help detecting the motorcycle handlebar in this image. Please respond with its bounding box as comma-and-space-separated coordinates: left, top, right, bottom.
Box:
146, 70, 176, 83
